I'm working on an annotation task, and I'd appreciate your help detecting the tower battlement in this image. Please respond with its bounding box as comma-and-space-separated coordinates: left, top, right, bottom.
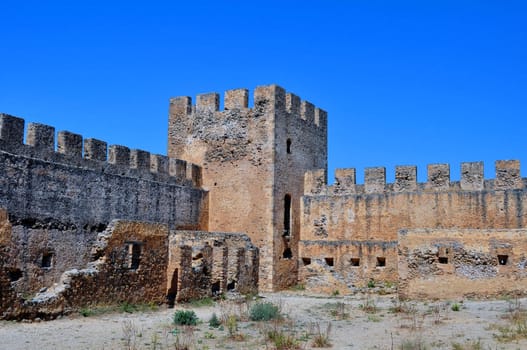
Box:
0, 113, 201, 187
169, 85, 327, 128
304, 160, 524, 196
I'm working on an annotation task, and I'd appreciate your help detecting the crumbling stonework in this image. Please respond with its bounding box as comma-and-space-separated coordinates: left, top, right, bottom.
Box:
166, 231, 258, 303
1, 220, 169, 320
300, 162, 527, 295
398, 228, 527, 299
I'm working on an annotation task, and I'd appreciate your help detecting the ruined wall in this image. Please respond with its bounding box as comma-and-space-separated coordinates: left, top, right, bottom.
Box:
398, 228, 527, 300
168, 85, 326, 291
300, 161, 526, 289
0, 113, 206, 298
167, 231, 258, 302
1, 220, 168, 320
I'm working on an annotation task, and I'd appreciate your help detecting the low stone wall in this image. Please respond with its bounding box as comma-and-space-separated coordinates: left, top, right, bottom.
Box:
167, 231, 259, 303
398, 228, 527, 299
298, 240, 398, 293
1, 220, 168, 320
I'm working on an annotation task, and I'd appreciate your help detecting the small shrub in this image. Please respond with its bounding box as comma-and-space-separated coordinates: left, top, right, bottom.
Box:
189, 297, 215, 307
120, 301, 138, 313
311, 322, 332, 348
367, 279, 375, 288
208, 312, 221, 328
249, 301, 280, 321
331, 289, 340, 296
451, 303, 461, 312
268, 329, 300, 350
400, 337, 427, 350
79, 308, 94, 317
174, 310, 199, 326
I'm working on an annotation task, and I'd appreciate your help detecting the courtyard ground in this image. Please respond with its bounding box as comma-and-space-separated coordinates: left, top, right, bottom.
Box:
1, 291, 527, 349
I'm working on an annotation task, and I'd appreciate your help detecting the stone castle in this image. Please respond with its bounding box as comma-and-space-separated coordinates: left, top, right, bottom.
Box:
0, 84, 526, 319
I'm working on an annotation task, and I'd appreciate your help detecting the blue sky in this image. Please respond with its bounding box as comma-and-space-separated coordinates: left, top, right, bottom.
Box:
1, 1, 526, 183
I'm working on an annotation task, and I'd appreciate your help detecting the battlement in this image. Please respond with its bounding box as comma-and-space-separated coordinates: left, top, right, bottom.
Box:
169, 85, 327, 129
0, 113, 202, 187
305, 160, 525, 196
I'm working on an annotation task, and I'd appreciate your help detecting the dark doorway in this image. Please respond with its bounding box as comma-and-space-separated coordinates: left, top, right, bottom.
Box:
211, 281, 221, 295
166, 268, 178, 308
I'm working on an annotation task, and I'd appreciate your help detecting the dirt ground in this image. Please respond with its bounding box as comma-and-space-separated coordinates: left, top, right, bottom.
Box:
1, 292, 527, 349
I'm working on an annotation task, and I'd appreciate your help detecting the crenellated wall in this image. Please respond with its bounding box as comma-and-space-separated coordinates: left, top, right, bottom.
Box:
168, 85, 326, 291
300, 160, 527, 292
0, 113, 207, 302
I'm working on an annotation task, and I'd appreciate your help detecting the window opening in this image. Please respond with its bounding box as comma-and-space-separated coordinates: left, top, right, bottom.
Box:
498, 254, 509, 266
286, 138, 292, 154
282, 247, 293, 259
41, 252, 53, 268
376, 257, 386, 267
283, 194, 291, 237
438, 257, 448, 264
325, 257, 334, 266
126, 242, 142, 270
211, 281, 221, 295
302, 257, 311, 266
227, 280, 236, 291
8, 268, 23, 282
350, 258, 360, 267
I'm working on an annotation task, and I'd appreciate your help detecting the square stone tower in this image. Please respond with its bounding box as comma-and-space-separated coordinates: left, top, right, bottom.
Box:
168, 85, 327, 291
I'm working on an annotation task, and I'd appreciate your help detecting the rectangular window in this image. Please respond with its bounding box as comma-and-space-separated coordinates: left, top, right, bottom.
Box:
325, 257, 334, 266
376, 257, 386, 267
350, 258, 360, 267
41, 252, 53, 268
498, 254, 509, 266
126, 242, 142, 270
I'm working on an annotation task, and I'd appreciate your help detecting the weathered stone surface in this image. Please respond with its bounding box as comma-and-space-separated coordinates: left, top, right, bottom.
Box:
167, 231, 258, 303
398, 228, 527, 299
168, 85, 327, 291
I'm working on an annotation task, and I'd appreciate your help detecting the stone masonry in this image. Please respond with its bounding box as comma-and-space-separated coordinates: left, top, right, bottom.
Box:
1, 83, 527, 319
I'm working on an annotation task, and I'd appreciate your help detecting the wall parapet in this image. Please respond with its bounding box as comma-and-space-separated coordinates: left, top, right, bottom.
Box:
169, 84, 327, 130
304, 160, 525, 196
0, 113, 202, 187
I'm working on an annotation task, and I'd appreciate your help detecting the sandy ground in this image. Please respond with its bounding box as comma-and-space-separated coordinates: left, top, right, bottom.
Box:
1, 292, 527, 349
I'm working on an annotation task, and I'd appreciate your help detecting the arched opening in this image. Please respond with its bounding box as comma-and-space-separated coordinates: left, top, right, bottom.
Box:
286, 138, 292, 154
283, 194, 291, 238
166, 268, 178, 308
282, 247, 293, 259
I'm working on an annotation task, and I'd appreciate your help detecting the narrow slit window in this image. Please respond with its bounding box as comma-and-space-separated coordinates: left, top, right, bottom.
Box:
286, 138, 292, 154
283, 194, 291, 237
376, 257, 386, 267
126, 242, 142, 270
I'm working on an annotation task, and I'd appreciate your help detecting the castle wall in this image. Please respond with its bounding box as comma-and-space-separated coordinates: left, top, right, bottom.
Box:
273, 89, 327, 289
0, 113, 206, 298
300, 161, 527, 289
398, 228, 527, 299
167, 85, 326, 291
